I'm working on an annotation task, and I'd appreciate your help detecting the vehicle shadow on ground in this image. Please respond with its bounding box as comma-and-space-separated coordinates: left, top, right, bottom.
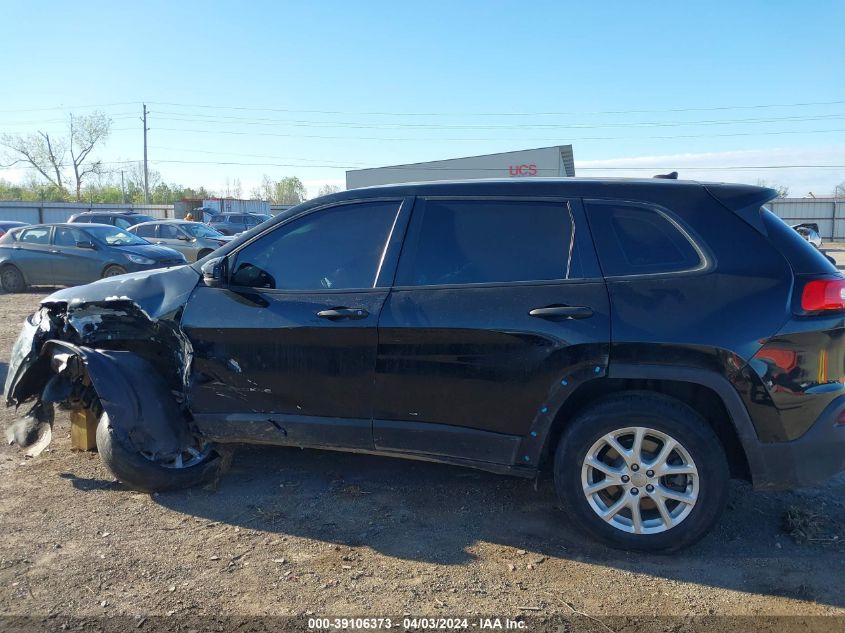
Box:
149, 443, 845, 608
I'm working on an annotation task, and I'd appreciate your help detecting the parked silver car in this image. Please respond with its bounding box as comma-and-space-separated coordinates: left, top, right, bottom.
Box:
128, 220, 233, 262
0, 223, 186, 292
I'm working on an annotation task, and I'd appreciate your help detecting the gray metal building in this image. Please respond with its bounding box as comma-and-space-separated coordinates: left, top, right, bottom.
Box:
346, 145, 575, 189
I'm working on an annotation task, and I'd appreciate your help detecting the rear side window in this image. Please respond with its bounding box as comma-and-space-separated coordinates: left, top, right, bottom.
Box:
19, 227, 51, 244
134, 224, 157, 239
396, 199, 579, 286
586, 200, 702, 276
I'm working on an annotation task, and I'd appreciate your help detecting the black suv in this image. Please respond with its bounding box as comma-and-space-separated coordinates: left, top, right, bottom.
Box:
6, 178, 845, 551
68, 210, 157, 229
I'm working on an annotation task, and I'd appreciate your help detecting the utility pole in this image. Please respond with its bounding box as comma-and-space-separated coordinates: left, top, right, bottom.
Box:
141, 104, 149, 203
120, 170, 126, 204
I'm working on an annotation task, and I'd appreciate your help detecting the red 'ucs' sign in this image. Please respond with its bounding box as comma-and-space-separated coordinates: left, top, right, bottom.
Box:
508, 164, 538, 176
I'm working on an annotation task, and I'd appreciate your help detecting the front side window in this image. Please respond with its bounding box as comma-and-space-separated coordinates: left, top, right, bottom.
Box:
19, 227, 51, 244
586, 200, 703, 276
85, 225, 148, 246
230, 201, 400, 290
396, 199, 578, 286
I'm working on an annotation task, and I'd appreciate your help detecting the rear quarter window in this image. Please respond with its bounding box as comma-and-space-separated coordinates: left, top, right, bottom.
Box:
759, 207, 838, 275
586, 200, 704, 277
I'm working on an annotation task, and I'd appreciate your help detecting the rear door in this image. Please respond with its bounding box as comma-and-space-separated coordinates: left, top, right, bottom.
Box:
374, 197, 610, 467
181, 197, 409, 448
11, 226, 55, 284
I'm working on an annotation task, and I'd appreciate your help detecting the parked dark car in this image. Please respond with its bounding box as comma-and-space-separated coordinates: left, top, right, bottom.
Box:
68, 210, 157, 229
0, 223, 187, 292
207, 212, 272, 235
5, 178, 845, 551
0, 221, 28, 238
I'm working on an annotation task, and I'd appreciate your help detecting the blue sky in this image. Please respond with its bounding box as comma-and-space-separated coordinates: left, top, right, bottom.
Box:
2, 0, 845, 196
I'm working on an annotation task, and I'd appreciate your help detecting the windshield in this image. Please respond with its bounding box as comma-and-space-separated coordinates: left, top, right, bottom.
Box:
85, 225, 149, 246
182, 223, 224, 238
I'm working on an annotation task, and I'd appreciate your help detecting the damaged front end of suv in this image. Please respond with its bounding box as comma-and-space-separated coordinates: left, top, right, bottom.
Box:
4, 266, 209, 475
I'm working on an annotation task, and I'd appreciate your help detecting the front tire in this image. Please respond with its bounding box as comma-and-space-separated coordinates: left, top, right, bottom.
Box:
96, 413, 223, 492
1, 264, 27, 292
554, 392, 729, 552
102, 264, 127, 278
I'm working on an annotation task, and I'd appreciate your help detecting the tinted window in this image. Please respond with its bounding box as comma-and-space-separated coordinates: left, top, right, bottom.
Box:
19, 227, 51, 244
228, 215, 245, 224
134, 224, 157, 238
54, 226, 87, 247
159, 224, 183, 239
586, 201, 702, 276
88, 215, 112, 224
114, 216, 133, 229
396, 199, 577, 286
230, 201, 400, 290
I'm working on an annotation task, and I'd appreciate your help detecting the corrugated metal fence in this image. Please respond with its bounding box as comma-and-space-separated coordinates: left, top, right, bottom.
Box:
2, 198, 843, 239
767, 198, 845, 240
0, 202, 174, 224
0, 201, 295, 224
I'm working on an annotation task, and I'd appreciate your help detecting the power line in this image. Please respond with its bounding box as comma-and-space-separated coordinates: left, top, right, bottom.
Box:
0, 101, 140, 114
147, 98, 845, 117
2, 159, 844, 172
148, 111, 845, 130
130, 125, 845, 142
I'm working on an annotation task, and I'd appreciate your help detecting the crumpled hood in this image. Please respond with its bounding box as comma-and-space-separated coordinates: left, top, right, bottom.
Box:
117, 243, 185, 260
42, 264, 201, 320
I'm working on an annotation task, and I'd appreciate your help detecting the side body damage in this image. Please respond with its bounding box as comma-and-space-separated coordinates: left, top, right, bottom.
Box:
4, 266, 202, 460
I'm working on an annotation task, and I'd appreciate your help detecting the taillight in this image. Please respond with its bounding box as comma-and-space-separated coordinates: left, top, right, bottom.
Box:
800, 278, 845, 312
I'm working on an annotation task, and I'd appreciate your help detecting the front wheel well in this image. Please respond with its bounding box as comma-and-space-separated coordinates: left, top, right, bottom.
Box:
543, 378, 750, 481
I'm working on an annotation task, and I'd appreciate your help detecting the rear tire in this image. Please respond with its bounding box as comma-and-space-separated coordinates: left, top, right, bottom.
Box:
96, 412, 224, 492
553, 392, 729, 552
1, 265, 26, 293
102, 265, 127, 278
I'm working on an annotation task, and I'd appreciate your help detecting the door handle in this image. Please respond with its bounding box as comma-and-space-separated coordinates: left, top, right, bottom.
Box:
529, 305, 593, 320
50, 249, 59, 253
317, 307, 369, 320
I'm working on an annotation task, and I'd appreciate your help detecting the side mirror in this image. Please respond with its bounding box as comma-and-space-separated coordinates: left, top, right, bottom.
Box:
201, 256, 226, 288
178, 235, 192, 241
76, 241, 96, 250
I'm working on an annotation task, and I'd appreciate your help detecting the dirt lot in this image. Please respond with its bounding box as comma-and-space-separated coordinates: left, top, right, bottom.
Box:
1, 289, 844, 632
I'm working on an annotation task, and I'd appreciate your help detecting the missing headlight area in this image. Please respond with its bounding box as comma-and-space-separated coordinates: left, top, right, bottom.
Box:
4, 296, 195, 461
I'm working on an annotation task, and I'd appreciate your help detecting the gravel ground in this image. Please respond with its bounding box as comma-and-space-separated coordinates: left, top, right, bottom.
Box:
0, 289, 844, 632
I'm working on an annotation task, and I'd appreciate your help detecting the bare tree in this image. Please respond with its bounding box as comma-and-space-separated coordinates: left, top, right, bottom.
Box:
755, 179, 790, 198
317, 183, 342, 197
834, 181, 845, 198
1, 111, 111, 201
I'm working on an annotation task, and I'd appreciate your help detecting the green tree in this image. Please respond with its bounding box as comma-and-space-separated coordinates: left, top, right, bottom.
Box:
253, 174, 307, 204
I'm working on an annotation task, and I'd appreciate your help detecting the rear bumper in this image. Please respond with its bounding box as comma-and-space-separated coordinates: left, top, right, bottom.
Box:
750, 394, 845, 490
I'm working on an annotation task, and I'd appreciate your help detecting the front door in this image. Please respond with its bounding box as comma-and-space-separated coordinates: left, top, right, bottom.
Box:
374, 197, 611, 467
155, 224, 196, 260
181, 198, 407, 449
51, 226, 105, 284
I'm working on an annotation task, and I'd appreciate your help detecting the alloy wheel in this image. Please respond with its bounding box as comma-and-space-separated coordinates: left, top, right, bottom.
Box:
581, 426, 699, 535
